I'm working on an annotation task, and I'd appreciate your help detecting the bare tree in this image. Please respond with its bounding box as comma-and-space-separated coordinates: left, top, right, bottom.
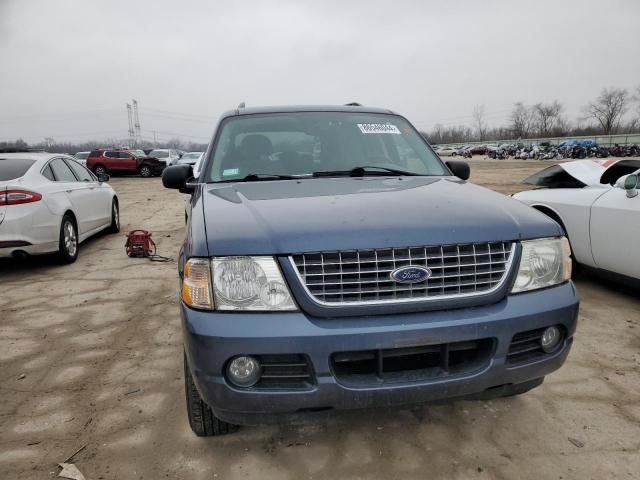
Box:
510, 102, 535, 139
533, 101, 563, 137
584, 87, 629, 134
472, 105, 487, 141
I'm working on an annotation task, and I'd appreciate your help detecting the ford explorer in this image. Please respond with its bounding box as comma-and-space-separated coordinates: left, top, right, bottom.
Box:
162, 104, 578, 436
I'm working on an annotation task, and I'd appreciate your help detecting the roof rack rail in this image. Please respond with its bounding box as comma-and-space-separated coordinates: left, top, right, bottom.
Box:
344, 102, 362, 106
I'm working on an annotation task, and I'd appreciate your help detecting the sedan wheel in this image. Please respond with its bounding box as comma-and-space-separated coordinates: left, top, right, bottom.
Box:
58, 215, 78, 263
108, 200, 120, 233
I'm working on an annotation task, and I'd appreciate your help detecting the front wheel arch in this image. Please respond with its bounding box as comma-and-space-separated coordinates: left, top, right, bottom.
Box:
531, 204, 580, 270
531, 205, 567, 235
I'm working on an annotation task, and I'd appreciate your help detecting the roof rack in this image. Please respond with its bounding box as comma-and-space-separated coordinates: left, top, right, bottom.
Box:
344, 102, 362, 106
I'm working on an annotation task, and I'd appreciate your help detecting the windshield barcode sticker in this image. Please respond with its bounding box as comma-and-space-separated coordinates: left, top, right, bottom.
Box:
357, 123, 401, 134
222, 168, 239, 176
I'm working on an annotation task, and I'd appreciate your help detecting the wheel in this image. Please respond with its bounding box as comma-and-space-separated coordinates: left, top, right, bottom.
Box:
184, 353, 236, 436
57, 214, 78, 264
108, 199, 120, 233
93, 165, 107, 176
139, 165, 152, 177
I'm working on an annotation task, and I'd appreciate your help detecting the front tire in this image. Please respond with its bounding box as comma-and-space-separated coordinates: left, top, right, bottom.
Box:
108, 199, 120, 233
184, 353, 236, 436
93, 165, 107, 176
139, 165, 152, 177
57, 214, 78, 264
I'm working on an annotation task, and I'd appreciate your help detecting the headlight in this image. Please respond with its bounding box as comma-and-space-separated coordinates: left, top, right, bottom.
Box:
182, 258, 213, 309
211, 256, 297, 311
511, 237, 572, 293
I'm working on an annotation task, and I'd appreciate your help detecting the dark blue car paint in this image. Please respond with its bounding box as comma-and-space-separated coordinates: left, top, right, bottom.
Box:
182, 282, 578, 425
177, 105, 578, 425
194, 177, 562, 257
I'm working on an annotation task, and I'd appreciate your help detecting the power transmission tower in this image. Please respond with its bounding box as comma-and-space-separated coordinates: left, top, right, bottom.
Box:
132, 99, 142, 145
126, 103, 135, 147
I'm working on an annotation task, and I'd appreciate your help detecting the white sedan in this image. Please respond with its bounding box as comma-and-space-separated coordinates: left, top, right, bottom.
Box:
177, 151, 204, 177
513, 159, 640, 281
434, 146, 459, 157
0, 152, 119, 263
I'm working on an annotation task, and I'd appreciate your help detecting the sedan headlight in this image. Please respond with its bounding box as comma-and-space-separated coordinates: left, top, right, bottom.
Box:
511, 237, 572, 293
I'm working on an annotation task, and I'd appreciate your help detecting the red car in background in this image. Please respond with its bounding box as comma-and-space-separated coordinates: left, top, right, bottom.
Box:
86, 149, 166, 177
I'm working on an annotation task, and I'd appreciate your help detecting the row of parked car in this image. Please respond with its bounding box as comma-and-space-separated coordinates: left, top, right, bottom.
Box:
434, 142, 640, 161
72, 148, 204, 178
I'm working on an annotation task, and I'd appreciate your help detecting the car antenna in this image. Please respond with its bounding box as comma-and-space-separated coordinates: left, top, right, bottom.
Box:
344, 102, 362, 106
235, 102, 246, 115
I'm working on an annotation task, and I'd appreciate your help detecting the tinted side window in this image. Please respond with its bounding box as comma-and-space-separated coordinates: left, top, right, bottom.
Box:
119, 152, 133, 159
66, 159, 94, 181
105, 151, 119, 159
42, 164, 55, 181
50, 158, 78, 182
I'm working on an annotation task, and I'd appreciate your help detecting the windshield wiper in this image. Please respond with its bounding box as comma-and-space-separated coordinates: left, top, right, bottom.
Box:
312, 166, 421, 178
217, 173, 303, 183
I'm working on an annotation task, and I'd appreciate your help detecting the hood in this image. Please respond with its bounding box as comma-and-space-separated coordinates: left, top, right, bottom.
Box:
200, 176, 561, 256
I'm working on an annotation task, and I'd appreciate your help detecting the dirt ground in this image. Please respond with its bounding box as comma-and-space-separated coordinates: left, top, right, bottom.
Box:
1, 159, 639, 480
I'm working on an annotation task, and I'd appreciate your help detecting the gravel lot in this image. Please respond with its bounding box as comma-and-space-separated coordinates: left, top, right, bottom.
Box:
1, 159, 639, 480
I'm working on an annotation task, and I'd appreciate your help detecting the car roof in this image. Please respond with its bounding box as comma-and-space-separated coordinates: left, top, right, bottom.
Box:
0, 152, 60, 163
220, 104, 397, 119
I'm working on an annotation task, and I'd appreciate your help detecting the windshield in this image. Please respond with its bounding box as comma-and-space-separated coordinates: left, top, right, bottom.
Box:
204, 112, 447, 182
74, 152, 89, 160
150, 150, 169, 158
131, 150, 147, 158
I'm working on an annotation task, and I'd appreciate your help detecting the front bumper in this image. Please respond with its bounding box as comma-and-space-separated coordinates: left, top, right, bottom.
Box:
183, 282, 579, 425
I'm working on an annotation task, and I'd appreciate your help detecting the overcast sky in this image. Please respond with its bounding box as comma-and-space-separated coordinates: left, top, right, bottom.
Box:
1, 0, 639, 144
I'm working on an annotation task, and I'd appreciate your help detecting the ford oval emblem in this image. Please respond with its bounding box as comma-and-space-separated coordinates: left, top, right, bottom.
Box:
390, 266, 431, 284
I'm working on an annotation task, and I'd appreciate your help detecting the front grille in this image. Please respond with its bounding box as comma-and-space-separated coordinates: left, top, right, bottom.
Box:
254, 354, 315, 390
291, 242, 514, 305
331, 339, 495, 386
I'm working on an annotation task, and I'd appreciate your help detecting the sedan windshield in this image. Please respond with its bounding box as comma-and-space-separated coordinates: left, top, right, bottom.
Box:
205, 112, 447, 182
181, 152, 202, 160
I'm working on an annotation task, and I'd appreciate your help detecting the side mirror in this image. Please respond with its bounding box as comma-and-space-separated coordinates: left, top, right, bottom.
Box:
97, 173, 110, 183
624, 174, 638, 198
162, 164, 194, 192
445, 160, 470, 180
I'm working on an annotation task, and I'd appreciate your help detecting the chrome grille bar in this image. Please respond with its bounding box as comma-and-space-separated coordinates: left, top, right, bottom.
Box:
289, 242, 515, 306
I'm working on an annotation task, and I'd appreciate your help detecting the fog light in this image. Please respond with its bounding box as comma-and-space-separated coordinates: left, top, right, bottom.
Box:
227, 356, 261, 387
541, 326, 562, 353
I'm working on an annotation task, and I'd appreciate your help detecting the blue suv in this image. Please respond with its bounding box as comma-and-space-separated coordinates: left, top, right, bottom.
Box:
162, 105, 578, 436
